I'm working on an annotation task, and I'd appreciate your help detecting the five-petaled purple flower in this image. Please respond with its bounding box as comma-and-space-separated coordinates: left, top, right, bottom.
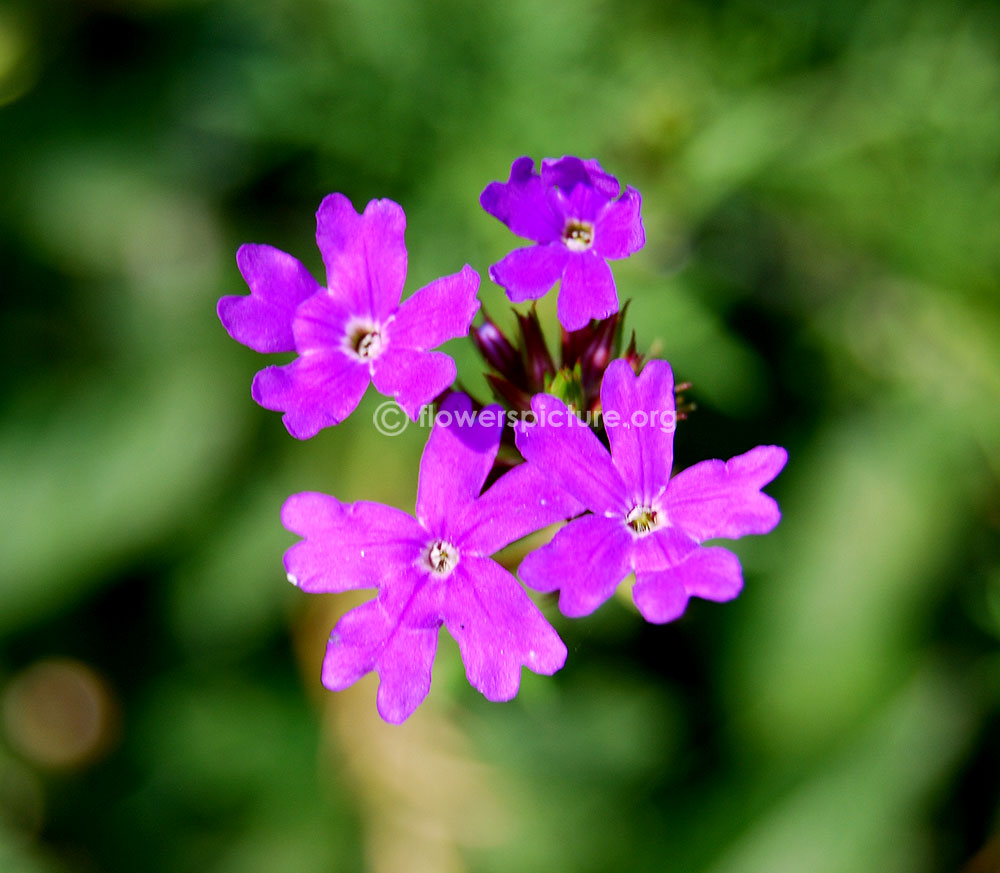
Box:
480, 156, 645, 332
281, 394, 584, 723
515, 359, 787, 623
218, 195, 480, 438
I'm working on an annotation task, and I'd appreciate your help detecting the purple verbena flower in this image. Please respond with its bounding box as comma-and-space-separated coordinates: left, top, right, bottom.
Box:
515, 359, 787, 623
218, 195, 480, 438
480, 156, 645, 332
281, 394, 585, 723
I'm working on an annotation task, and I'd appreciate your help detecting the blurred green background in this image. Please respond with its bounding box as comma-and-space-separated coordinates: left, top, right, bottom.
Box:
1, 0, 999, 870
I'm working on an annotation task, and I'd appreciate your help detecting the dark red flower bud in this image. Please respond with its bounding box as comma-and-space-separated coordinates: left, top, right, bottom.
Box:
470, 309, 525, 384
515, 307, 556, 391
623, 330, 644, 373
485, 374, 534, 412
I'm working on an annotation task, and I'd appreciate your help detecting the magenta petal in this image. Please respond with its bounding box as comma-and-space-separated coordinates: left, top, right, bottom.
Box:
541, 156, 621, 199
556, 252, 618, 332
515, 393, 626, 515
549, 183, 610, 225
632, 546, 744, 623
601, 359, 676, 503
632, 524, 700, 572
632, 568, 690, 624
251, 352, 370, 439
444, 557, 567, 701
389, 265, 481, 350
315, 194, 407, 321
282, 493, 426, 592
322, 585, 439, 725
594, 187, 645, 259
416, 395, 503, 532
291, 289, 353, 354
454, 461, 586, 556
676, 546, 744, 601
518, 515, 634, 617
480, 157, 562, 242
489, 244, 570, 304
666, 445, 788, 542
371, 347, 455, 421
219, 244, 322, 353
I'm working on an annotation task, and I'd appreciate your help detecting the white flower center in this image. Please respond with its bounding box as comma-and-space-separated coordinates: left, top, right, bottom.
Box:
344, 319, 384, 361
626, 504, 661, 536
425, 539, 459, 576
562, 219, 594, 252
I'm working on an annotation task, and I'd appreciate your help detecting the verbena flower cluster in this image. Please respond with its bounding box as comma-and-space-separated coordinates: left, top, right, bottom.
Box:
218, 156, 787, 724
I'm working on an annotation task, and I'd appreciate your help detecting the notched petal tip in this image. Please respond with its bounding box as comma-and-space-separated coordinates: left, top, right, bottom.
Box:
633, 578, 690, 624
220, 243, 323, 353
281, 413, 329, 441
316, 192, 408, 319
511, 154, 537, 174
215, 294, 239, 331
375, 694, 415, 725
486, 262, 501, 286
665, 444, 788, 542
361, 196, 407, 232
316, 191, 355, 220
480, 159, 562, 244
540, 156, 623, 203
280, 491, 346, 535
479, 156, 535, 209
633, 547, 744, 624
636, 356, 674, 386
481, 158, 528, 202
375, 671, 433, 724
725, 445, 789, 497
458, 262, 482, 294
537, 636, 569, 674
556, 588, 607, 619
743, 444, 789, 478
316, 192, 407, 236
